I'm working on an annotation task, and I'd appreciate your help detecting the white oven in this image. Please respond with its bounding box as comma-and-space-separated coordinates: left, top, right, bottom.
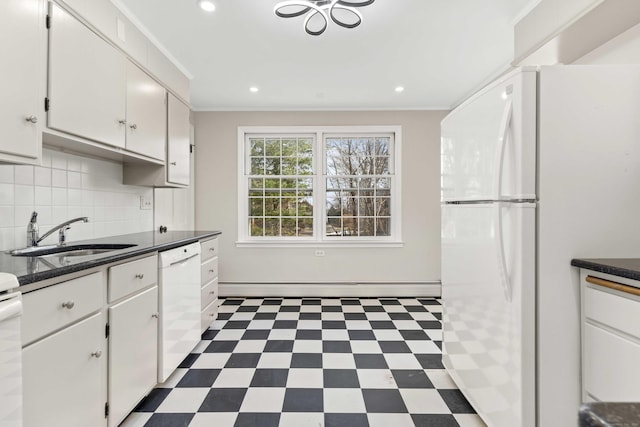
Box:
0, 273, 22, 427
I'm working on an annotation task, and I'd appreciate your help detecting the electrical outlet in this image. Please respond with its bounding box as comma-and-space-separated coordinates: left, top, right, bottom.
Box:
315, 250, 325, 257
140, 195, 153, 210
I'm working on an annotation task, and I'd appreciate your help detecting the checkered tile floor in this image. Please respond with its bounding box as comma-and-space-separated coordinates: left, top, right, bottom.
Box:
120, 297, 486, 427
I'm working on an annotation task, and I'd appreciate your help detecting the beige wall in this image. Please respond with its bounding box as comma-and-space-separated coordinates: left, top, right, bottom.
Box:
194, 110, 447, 285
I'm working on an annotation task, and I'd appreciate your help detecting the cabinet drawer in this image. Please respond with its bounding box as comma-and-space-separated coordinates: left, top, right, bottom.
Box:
201, 298, 219, 333
109, 254, 158, 302
201, 279, 218, 309
23, 272, 104, 345
201, 257, 218, 285
583, 323, 640, 401
200, 238, 219, 262
584, 284, 640, 339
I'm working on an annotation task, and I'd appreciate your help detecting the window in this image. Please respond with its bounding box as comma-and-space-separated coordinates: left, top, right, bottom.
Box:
238, 126, 401, 246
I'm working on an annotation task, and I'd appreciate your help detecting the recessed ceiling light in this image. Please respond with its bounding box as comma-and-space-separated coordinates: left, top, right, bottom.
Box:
197, 0, 216, 12
249, 86, 259, 93
395, 86, 405, 93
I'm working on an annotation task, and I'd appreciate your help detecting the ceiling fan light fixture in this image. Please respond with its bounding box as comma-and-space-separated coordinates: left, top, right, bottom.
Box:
197, 0, 216, 12
274, 0, 374, 36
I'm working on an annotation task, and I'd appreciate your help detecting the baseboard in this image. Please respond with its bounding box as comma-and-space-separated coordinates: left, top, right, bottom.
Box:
218, 282, 441, 298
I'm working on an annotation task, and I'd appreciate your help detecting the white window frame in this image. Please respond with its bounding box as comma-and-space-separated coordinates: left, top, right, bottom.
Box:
237, 125, 402, 247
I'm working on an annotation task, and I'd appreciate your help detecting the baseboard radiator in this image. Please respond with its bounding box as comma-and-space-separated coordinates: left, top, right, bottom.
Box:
218, 282, 441, 298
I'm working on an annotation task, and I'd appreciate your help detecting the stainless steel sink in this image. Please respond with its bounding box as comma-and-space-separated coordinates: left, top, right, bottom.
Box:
9, 243, 137, 257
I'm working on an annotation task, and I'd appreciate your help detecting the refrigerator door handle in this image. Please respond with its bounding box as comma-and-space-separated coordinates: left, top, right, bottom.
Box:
495, 202, 512, 302
493, 99, 513, 200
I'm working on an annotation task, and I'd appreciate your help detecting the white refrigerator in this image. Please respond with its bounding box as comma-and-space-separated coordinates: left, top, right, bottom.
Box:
441, 65, 640, 427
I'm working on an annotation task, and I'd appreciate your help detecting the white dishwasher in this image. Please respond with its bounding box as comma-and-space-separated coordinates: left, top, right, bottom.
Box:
158, 243, 201, 383
0, 273, 22, 427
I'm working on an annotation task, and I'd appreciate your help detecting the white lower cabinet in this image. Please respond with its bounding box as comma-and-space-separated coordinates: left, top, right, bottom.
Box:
23, 312, 107, 427
108, 286, 158, 427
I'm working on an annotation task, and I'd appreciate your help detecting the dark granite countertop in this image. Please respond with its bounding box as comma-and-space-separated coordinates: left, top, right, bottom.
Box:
0, 230, 221, 287
571, 258, 640, 283
579, 402, 640, 426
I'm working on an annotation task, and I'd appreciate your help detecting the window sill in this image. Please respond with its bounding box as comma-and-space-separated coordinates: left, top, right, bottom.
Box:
235, 240, 404, 248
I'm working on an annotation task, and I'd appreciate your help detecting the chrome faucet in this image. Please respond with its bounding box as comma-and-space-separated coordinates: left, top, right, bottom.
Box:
26, 211, 89, 247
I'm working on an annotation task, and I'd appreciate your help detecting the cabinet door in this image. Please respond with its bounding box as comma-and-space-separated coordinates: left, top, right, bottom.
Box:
126, 62, 167, 161
167, 94, 190, 185
48, 3, 126, 148
108, 286, 158, 427
23, 312, 107, 427
0, 0, 43, 163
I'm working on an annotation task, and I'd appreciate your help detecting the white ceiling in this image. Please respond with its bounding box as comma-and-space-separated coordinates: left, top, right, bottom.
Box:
114, 0, 534, 111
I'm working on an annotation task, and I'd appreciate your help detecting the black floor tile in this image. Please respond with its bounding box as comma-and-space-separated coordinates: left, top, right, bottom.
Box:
302, 299, 321, 305
254, 313, 277, 320
177, 353, 200, 368
345, 313, 368, 320
263, 299, 283, 305
143, 413, 194, 427
280, 306, 300, 312
380, 299, 401, 305
415, 354, 444, 369
237, 306, 259, 312
204, 340, 238, 353
325, 413, 369, 427
224, 353, 261, 368
242, 330, 271, 340
369, 321, 395, 330
378, 341, 411, 353
273, 320, 298, 329
411, 414, 459, 427
223, 321, 251, 329
362, 389, 408, 413
418, 299, 441, 305
222, 299, 243, 305
323, 369, 360, 388
322, 306, 343, 312
323, 341, 352, 353
363, 306, 385, 312
418, 320, 442, 329
201, 329, 219, 340
389, 313, 413, 320
405, 306, 427, 312
399, 330, 430, 340
340, 299, 361, 305
234, 413, 280, 427
134, 388, 171, 412
282, 388, 324, 412
300, 313, 322, 320
176, 369, 221, 388
296, 329, 322, 340
217, 313, 233, 320
198, 388, 247, 412
291, 353, 323, 368
439, 389, 476, 413
322, 320, 347, 329
391, 370, 434, 388
348, 330, 376, 340
354, 354, 388, 369
249, 369, 289, 387
264, 340, 294, 352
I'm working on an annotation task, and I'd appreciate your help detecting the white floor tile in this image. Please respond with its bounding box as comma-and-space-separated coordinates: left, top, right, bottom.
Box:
247, 320, 275, 330
292, 340, 323, 353
214, 329, 245, 340
383, 354, 423, 369
279, 412, 325, 427
392, 320, 422, 330
323, 388, 366, 413
365, 313, 391, 321
341, 305, 365, 313
189, 412, 238, 427
233, 340, 267, 353
344, 320, 371, 330
425, 370, 457, 389
212, 368, 256, 388
275, 312, 299, 320
367, 413, 414, 427
322, 353, 356, 369
155, 388, 210, 413
399, 389, 450, 414
373, 330, 403, 341
257, 353, 292, 368
454, 413, 489, 427
267, 329, 297, 340
357, 369, 397, 389
297, 320, 322, 329
191, 353, 231, 369
229, 312, 256, 321
350, 341, 382, 354
118, 412, 152, 427
158, 368, 187, 388
239, 388, 286, 412
299, 305, 322, 312
286, 368, 324, 388
406, 340, 441, 354
322, 330, 349, 341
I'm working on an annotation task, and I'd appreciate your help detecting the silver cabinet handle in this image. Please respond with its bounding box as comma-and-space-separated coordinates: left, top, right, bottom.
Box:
170, 162, 177, 166
25, 115, 38, 124
129, 124, 137, 130
209, 313, 216, 317
135, 273, 144, 279
151, 313, 159, 319
61, 301, 75, 309
91, 350, 102, 358
210, 291, 215, 295
118, 119, 127, 125
209, 248, 216, 252
209, 269, 215, 273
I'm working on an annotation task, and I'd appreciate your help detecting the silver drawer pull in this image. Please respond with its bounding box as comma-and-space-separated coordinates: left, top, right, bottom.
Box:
210, 291, 215, 295
209, 248, 215, 252
209, 313, 216, 317
209, 269, 215, 273
61, 301, 75, 309
91, 351, 102, 358
135, 273, 144, 279
151, 313, 159, 319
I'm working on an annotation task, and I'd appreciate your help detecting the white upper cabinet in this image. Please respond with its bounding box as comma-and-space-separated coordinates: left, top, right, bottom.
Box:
167, 94, 190, 186
126, 62, 166, 161
0, 0, 44, 164
48, 3, 127, 149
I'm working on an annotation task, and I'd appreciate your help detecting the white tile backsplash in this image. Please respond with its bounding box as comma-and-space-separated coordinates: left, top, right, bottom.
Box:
0, 149, 154, 250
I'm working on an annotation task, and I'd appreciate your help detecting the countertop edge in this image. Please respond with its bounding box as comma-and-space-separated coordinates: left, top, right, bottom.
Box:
12, 230, 222, 287
571, 258, 640, 282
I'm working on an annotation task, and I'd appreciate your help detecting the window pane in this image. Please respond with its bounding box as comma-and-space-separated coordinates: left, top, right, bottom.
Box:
342, 218, 357, 236
376, 197, 391, 216
375, 156, 390, 175
265, 158, 280, 175
250, 139, 264, 156
298, 139, 313, 157
299, 197, 313, 216
298, 157, 313, 175
282, 218, 297, 236
250, 178, 264, 189
265, 218, 280, 236
326, 191, 341, 216
282, 139, 297, 156
265, 179, 280, 190
250, 218, 264, 236
282, 197, 296, 216
299, 218, 313, 236
376, 218, 391, 236
282, 178, 296, 189
265, 139, 281, 156
326, 218, 342, 236
251, 157, 265, 175
281, 158, 296, 175
359, 217, 375, 236
250, 198, 264, 216
358, 197, 375, 217
265, 197, 280, 216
